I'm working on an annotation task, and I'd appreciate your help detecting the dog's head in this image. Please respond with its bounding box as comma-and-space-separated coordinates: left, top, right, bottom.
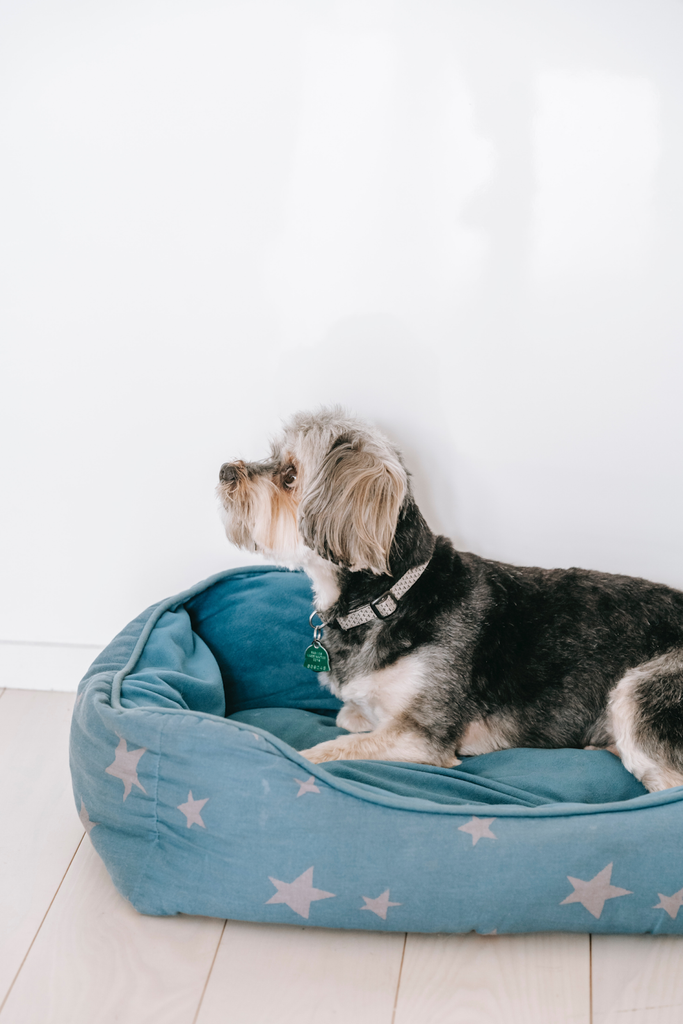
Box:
217, 407, 408, 574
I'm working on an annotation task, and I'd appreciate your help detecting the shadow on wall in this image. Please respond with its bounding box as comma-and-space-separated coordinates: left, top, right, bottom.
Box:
265, 313, 470, 548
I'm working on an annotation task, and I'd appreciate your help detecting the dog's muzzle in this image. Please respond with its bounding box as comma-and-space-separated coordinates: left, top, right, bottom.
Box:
219, 462, 242, 486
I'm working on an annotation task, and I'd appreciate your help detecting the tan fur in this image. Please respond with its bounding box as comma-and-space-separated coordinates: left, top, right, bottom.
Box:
458, 718, 513, 756
264, 482, 299, 552
299, 442, 407, 575
249, 476, 300, 559
584, 744, 621, 756
335, 703, 375, 732
300, 725, 461, 767
301, 651, 463, 767
217, 462, 257, 551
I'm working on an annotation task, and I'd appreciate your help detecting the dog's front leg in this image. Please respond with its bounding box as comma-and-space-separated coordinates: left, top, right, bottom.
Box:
300, 725, 461, 768
335, 701, 375, 732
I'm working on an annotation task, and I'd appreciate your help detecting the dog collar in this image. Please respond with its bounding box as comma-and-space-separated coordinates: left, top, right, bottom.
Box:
333, 560, 431, 630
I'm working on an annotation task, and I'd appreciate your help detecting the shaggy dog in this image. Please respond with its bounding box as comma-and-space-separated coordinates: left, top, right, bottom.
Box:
217, 407, 683, 791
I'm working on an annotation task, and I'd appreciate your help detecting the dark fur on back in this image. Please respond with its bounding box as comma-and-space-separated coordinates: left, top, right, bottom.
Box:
323, 495, 683, 758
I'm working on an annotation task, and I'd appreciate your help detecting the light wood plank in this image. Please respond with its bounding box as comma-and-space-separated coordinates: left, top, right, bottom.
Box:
196, 921, 406, 1024
0, 690, 83, 1004
592, 934, 683, 1023
0, 839, 225, 1024
393, 931, 590, 1024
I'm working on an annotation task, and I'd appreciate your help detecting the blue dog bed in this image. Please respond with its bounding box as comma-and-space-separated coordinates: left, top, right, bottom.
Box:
70, 566, 683, 933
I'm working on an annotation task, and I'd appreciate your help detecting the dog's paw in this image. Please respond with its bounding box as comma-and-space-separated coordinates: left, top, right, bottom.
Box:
299, 739, 350, 763
584, 744, 621, 758
335, 704, 374, 733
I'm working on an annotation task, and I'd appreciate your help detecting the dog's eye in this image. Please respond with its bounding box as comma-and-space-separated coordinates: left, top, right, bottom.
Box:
282, 466, 297, 490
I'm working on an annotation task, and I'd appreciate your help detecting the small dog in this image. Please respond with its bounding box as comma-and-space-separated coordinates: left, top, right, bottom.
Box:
217, 407, 683, 792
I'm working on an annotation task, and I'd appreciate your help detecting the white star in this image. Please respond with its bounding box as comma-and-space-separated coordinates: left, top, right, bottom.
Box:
458, 816, 497, 846
177, 790, 209, 828
104, 737, 147, 800
360, 889, 401, 920
266, 867, 335, 919
79, 799, 99, 834
561, 863, 632, 919
294, 775, 321, 797
653, 888, 683, 919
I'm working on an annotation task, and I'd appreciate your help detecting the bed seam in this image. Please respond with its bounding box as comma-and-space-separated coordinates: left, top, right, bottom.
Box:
128, 714, 167, 910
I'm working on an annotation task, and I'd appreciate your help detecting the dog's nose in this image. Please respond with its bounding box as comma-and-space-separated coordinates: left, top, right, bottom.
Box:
219, 462, 239, 484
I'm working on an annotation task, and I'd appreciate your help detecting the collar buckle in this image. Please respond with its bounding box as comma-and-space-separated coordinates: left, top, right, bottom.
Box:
370, 590, 398, 619
334, 558, 431, 630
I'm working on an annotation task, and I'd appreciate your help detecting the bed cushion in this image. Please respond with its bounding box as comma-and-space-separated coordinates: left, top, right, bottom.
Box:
70, 566, 683, 933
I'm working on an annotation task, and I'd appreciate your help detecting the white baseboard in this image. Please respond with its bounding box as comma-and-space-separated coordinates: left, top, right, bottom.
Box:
0, 642, 105, 692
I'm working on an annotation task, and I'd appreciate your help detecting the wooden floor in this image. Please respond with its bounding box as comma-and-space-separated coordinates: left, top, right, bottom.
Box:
1, 688, 683, 1024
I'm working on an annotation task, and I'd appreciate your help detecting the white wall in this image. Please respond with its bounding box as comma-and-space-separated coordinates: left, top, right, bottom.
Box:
1, 0, 683, 657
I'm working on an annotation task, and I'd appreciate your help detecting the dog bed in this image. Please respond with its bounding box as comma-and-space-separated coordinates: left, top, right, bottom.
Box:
70, 566, 683, 933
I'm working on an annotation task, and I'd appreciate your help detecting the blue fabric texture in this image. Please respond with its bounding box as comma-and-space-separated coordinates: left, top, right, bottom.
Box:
70, 566, 683, 933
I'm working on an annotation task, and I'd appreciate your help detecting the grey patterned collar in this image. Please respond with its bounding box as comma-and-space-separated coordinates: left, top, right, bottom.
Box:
331, 560, 431, 630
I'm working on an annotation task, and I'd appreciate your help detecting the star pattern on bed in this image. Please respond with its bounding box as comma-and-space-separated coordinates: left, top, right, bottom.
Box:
458, 816, 497, 846
360, 890, 401, 920
294, 775, 321, 797
79, 799, 99, 834
560, 863, 632, 919
89, 732, 682, 932
104, 737, 147, 800
653, 888, 683, 919
177, 790, 209, 828
266, 867, 335, 919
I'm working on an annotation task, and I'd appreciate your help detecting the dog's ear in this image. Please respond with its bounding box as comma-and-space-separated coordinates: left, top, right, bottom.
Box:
299, 441, 407, 575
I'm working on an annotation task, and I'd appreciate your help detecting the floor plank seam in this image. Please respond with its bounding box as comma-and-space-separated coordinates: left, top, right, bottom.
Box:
390, 933, 408, 1024
589, 933, 593, 1024
0, 831, 85, 1018
191, 918, 228, 1024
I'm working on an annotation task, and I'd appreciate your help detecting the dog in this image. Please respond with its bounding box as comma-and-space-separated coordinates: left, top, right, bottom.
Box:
217, 406, 683, 792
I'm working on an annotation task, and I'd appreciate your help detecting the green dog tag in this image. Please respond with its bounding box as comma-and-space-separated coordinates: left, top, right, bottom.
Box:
303, 643, 331, 672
